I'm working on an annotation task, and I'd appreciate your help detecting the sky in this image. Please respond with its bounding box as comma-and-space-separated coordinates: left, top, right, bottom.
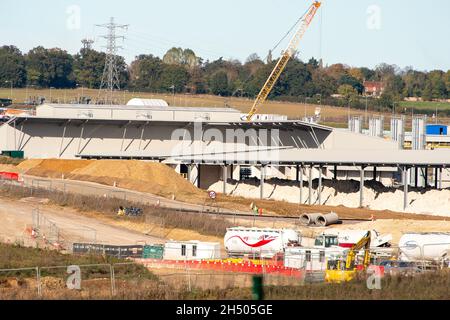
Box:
1, 0, 449, 71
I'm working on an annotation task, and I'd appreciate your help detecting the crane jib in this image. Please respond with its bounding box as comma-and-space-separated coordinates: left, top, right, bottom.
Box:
245, 1, 321, 122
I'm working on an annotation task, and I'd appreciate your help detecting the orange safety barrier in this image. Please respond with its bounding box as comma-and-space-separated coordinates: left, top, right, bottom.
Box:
134, 258, 303, 277
0, 172, 19, 181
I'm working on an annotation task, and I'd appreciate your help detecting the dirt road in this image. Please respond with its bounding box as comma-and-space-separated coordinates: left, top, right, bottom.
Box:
0, 197, 163, 246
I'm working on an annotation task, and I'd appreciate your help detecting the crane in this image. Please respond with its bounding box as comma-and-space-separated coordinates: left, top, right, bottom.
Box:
245, 1, 322, 122
325, 231, 372, 283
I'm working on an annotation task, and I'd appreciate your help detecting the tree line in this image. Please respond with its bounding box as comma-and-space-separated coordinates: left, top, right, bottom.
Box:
0, 45, 449, 111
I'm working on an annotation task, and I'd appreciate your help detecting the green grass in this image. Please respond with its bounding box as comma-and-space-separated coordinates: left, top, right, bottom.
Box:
0, 156, 24, 166
400, 100, 450, 111
0, 242, 157, 281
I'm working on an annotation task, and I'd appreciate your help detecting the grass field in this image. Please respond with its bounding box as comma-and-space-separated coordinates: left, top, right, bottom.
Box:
400, 100, 450, 111
3, 88, 449, 128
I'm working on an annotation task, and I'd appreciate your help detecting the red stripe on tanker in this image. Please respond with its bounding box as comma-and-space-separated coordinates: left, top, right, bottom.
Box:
224, 227, 302, 259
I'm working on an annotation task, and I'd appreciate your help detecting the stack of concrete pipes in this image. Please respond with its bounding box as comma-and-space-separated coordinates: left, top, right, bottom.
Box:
300, 212, 339, 227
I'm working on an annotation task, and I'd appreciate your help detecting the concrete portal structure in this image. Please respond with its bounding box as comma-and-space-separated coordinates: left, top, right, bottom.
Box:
1, 103, 450, 211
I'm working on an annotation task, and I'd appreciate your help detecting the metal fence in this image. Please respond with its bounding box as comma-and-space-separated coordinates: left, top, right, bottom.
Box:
0, 262, 304, 299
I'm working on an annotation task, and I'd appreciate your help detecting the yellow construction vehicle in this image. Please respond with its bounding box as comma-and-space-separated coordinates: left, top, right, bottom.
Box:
245, 1, 321, 121
325, 231, 372, 283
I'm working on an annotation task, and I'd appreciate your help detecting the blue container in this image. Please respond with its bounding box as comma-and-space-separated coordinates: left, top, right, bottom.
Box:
426, 125, 447, 135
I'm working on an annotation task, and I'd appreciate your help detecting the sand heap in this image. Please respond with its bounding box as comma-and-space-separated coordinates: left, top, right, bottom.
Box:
25, 159, 93, 178
69, 160, 201, 197
208, 179, 450, 217
16, 159, 202, 199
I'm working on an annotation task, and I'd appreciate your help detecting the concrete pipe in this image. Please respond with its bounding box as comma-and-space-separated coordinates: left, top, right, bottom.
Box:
299, 213, 321, 226
315, 212, 339, 227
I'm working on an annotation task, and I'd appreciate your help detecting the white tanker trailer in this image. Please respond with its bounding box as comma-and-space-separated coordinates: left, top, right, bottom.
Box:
224, 227, 301, 258
399, 233, 450, 263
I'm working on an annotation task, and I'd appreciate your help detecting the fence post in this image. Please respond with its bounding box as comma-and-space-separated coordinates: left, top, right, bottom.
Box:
110, 264, 116, 297
36, 267, 42, 297
184, 256, 192, 292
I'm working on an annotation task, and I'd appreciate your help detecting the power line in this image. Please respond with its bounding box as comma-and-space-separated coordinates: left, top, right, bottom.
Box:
96, 17, 129, 105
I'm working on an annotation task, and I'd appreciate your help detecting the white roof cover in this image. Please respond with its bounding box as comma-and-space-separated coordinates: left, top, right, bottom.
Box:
126, 98, 169, 107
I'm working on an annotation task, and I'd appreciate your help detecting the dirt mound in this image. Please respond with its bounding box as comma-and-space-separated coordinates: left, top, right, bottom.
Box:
16, 159, 43, 171
69, 160, 202, 198
26, 159, 92, 178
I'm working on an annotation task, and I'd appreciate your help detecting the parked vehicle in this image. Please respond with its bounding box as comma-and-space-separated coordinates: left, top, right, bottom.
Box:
399, 233, 450, 263
378, 260, 422, 276
224, 227, 301, 258
117, 206, 143, 217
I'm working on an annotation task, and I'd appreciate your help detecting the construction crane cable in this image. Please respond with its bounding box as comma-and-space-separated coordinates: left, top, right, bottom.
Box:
232, 6, 310, 98
268, 7, 310, 55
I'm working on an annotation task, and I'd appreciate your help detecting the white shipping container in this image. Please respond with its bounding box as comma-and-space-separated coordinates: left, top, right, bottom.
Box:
163, 241, 221, 261
284, 247, 346, 271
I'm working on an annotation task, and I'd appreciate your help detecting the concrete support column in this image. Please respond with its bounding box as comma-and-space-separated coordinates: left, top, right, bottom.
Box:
308, 165, 313, 206
222, 165, 228, 195
318, 166, 322, 205
434, 168, 438, 189
373, 166, 377, 181
187, 164, 192, 182
296, 164, 300, 182
260, 165, 265, 200
197, 164, 201, 188
299, 165, 303, 205
360, 166, 365, 208
403, 166, 409, 210
333, 165, 337, 181
424, 167, 428, 188
414, 167, 418, 188
439, 168, 443, 189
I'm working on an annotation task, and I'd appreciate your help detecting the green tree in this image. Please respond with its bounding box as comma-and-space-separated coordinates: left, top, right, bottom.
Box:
159, 64, 189, 93
338, 74, 363, 94
73, 49, 107, 89
379, 92, 395, 111
338, 84, 358, 103
427, 70, 447, 99
163, 47, 199, 68
209, 71, 230, 96
402, 70, 426, 97
25, 46, 75, 88
0, 45, 27, 87
129, 54, 163, 91
384, 74, 405, 99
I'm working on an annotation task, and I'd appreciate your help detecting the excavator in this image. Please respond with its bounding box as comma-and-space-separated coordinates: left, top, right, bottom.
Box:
245, 1, 322, 121
325, 231, 372, 283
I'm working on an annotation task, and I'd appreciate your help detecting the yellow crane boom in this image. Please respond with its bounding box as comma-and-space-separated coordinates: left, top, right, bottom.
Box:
245, 1, 322, 122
